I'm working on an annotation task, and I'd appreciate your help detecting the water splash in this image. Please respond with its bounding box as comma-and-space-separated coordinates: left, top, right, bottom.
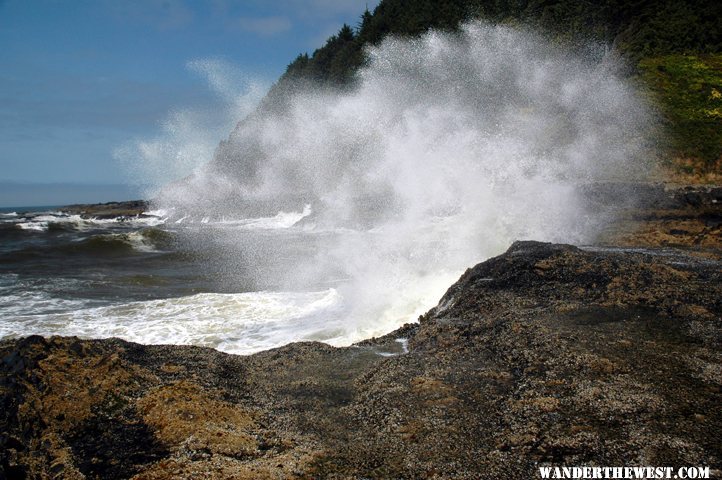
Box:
114, 58, 269, 197
146, 22, 655, 348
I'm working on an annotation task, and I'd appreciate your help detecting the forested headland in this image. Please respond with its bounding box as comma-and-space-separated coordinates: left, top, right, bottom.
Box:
271, 0, 722, 177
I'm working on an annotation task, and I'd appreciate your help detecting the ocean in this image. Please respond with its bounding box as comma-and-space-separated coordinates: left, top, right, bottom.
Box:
0, 204, 441, 354
0, 23, 656, 355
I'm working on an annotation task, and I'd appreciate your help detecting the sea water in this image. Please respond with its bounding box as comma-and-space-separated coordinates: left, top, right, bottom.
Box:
1, 22, 655, 354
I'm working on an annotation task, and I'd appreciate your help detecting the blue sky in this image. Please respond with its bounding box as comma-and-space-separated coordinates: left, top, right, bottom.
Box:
0, 0, 376, 206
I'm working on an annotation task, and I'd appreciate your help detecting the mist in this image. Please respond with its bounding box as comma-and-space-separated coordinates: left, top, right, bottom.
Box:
128, 21, 656, 348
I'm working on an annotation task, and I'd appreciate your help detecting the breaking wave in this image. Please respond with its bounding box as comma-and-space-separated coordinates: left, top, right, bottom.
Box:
138, 21, 656, 349
0, 288, 344, 354
2, 21, 656, 354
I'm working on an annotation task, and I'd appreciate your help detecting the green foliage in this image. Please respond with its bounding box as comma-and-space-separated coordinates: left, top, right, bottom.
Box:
279, 23, 363, 87
639, 55, 722, 169
280, 0, 721, 89
270, 0, 722, 171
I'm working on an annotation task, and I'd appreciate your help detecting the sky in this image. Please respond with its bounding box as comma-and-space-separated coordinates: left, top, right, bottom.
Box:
0, 0, 377, 207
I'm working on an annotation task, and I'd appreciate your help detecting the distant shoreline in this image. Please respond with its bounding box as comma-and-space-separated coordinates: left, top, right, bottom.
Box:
0, 182, 147, 211
0, 199, 150, 218
60, 199, 150, 219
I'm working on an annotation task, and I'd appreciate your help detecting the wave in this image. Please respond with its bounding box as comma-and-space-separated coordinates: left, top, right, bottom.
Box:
3, 22, 659, 354
217, 204, 312, 229
4, 212, 167, 233
0, 289, 96, 317
18, 205, 315, 233
141, 21, 656, 349
73, 232, 154, 254
0, 275, 107, 317
1, 227, 175, 260
144, 208, 169, 218
16, 221, 49, 232
0, 289, 348, 354
148, 204, 312, 230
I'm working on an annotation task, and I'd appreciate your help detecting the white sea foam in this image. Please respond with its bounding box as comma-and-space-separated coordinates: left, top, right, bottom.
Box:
114, 231, 164, 252
144, 208, 170, 218
216, 204, 311, 229
0, 277, 104, 317
137, 205, 310, 229
102, 22, 656, 352
0, 289, 348, 354
79, 214, 167, 228
11, 212, 167, 232
0, 291, 91, 317
17, 222, 48, 232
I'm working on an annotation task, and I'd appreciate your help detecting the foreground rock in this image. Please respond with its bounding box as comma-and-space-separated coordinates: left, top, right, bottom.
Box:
1, 241, 720, 479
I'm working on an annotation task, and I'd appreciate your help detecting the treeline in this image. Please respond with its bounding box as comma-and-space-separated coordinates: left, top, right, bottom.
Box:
262, 0, 721, 172
279, 0, 721, 88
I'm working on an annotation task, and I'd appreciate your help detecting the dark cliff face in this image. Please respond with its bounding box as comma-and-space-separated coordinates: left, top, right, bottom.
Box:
2, 240, 720, 479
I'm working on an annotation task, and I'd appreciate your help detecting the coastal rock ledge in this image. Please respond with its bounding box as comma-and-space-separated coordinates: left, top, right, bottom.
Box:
1, 241, 721, 479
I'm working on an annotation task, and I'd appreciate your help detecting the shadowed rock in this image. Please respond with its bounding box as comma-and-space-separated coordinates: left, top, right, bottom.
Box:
1, 240, 720, 478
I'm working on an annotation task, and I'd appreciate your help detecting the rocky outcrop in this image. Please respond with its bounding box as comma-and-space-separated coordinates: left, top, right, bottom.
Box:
591, 184, 722, 250
2, 240, 721, 479
61, 200, 150, 219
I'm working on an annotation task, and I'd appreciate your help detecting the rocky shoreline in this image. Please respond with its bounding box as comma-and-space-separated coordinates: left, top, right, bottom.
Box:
590, 183, 722, 251
1, 185, 721, 479
60, 200, 150, 219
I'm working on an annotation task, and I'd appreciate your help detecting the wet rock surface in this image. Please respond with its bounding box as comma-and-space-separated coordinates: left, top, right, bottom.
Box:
2, 184, 721, 478
2, 238, 721, 479
592, 184, 722, 250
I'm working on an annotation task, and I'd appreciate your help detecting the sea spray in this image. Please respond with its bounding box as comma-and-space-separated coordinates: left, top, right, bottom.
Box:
127, 21, 656, 351
115, 58, 269, 196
